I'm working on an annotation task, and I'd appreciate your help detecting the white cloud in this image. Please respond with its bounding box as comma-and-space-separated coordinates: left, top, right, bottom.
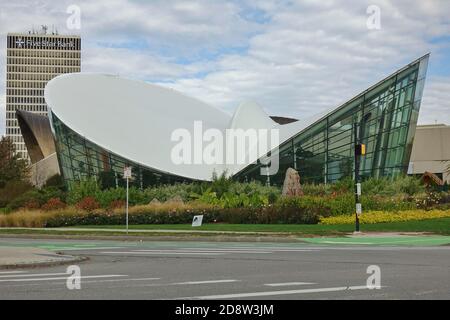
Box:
420, 77, 450, 125
160, 0, 450, 121
0, 0, 449, 137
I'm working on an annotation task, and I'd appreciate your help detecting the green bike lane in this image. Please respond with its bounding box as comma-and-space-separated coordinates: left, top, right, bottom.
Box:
0, 234, 449, 251
298, 235, 450, 246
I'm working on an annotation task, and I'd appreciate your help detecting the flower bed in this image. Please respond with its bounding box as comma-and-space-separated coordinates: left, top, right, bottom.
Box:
319, 209, 450, 225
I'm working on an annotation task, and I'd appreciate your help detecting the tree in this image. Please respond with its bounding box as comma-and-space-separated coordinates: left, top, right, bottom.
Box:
0, 136, 29, 187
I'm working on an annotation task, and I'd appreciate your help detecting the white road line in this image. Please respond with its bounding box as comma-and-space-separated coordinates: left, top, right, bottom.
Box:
182, 247, 320, 251
81, 277, 160, 284
172, 279, 239, 285
0, 275, 127, 283
0, 272, 68, 278
178, 248, 315, 252
47, 247, 125, 251
264, 282, 316, 287
180, 285, 380, 299
321, 241, 375, 245
99, 251, 226, 255
0, 271, 27, 274
134, 249, 272, 254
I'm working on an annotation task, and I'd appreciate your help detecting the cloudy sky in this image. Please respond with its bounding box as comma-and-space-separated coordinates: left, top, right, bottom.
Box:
0, 0, 449, 135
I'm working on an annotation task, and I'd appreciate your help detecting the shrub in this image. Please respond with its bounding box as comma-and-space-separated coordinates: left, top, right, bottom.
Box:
109, 199, 125, 210
6, 186, 66, 211
44, 174, 65, 190
41, 198, 67, 211
23, 199, 41, 210
75, 197, 100, 212
414, 191, 443, 209
320, 209, 450, 225
0, 180, 33, 207
67, 178, 101, 204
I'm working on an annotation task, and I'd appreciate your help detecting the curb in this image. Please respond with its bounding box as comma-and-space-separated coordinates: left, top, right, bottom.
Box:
0, 255, 89, 270
0, 233, 309, 243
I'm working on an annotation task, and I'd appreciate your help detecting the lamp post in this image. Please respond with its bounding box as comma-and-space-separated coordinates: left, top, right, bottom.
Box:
354, 113, 371, 233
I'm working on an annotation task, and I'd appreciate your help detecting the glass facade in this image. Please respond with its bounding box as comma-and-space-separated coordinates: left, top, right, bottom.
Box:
51, 55, 428, 188
51, 113, 192, 189
234, 55, 429, 185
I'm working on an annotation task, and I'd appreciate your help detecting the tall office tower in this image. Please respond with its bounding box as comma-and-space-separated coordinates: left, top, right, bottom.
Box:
5, 27, 81, 160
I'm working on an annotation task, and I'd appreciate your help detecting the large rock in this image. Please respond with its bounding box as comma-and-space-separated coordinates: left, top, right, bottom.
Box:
149, 198, 161, 205
165, 195, 185, 205
282, 168, 303, 197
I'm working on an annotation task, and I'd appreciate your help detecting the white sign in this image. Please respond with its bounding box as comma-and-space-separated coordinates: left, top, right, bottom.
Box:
356, 183, 361, 196
356, 203, 362, 215
192, 215, 203, 227
123, 166, 132, 179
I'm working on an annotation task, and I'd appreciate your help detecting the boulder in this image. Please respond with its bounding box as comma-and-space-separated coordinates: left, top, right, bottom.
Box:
149, 198, 161, 205
281, 167, 303, 197
165, 195, 185, 205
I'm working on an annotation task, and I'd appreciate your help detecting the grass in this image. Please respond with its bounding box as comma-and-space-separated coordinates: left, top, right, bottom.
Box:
72, 217, 450, 235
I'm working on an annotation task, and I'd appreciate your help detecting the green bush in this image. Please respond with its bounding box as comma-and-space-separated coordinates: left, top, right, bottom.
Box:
44, 174, 65, 190
6, 186, 66, 211
301, 175, 425, 198
67, 178, 102, 204
43, 203, 321, 227
0, 180, 33, 207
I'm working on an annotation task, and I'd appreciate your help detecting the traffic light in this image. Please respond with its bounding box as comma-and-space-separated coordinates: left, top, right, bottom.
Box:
355, 143, 366, 156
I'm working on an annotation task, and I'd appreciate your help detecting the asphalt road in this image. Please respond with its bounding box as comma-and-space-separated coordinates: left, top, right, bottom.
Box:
0, 238, 449, 300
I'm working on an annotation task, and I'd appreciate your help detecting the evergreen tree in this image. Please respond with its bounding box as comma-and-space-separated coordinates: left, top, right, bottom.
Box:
0, 136, 29, 187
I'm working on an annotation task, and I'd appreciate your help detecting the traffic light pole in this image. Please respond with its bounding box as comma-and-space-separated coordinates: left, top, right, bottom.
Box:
354, 113, 371, 233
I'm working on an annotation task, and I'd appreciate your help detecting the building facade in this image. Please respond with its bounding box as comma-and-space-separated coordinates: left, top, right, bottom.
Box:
409, 124, 450, 183
5, 30, 81, 160
40, 55, 428, 189
235, 55, 429, 185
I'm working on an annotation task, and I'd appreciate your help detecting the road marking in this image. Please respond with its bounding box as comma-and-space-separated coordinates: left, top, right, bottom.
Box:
264, 282, 316, 287
81, 277, 160, 284
0, 275, 126, 283
180, 285, 380, 299
172, 279, 239, 285
0, 271, 27, 274
99, 251, 226, 255
322, 241, 375, 245
0, 272, 68, 278
179, 248, 316, 252
48, 247, 125, 251
134, 249, 272, 254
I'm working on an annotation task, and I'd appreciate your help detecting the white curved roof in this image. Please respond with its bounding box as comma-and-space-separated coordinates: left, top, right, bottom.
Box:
45, 73, 316, 180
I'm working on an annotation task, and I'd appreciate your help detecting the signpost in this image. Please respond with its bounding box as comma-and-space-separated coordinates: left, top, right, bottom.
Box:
123, 166, 132, 234
192, 215, 203, 227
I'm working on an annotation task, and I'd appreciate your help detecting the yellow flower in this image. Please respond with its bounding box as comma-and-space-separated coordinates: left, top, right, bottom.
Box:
319, 209, 450, 225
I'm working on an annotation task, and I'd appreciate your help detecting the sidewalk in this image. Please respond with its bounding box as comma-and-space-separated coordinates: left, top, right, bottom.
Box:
0, 246, 85, 269
2, 227, 279, 234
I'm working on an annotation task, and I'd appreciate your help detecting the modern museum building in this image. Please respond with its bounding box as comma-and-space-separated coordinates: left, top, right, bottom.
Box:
18, 54, 429, 188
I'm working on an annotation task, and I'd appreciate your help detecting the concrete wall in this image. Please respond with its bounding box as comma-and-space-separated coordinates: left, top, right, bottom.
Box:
29, 152, 60, 188
409, 124, 450, 183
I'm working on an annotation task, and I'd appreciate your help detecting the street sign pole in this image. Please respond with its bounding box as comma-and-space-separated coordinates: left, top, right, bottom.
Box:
123, 166, 132, 235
